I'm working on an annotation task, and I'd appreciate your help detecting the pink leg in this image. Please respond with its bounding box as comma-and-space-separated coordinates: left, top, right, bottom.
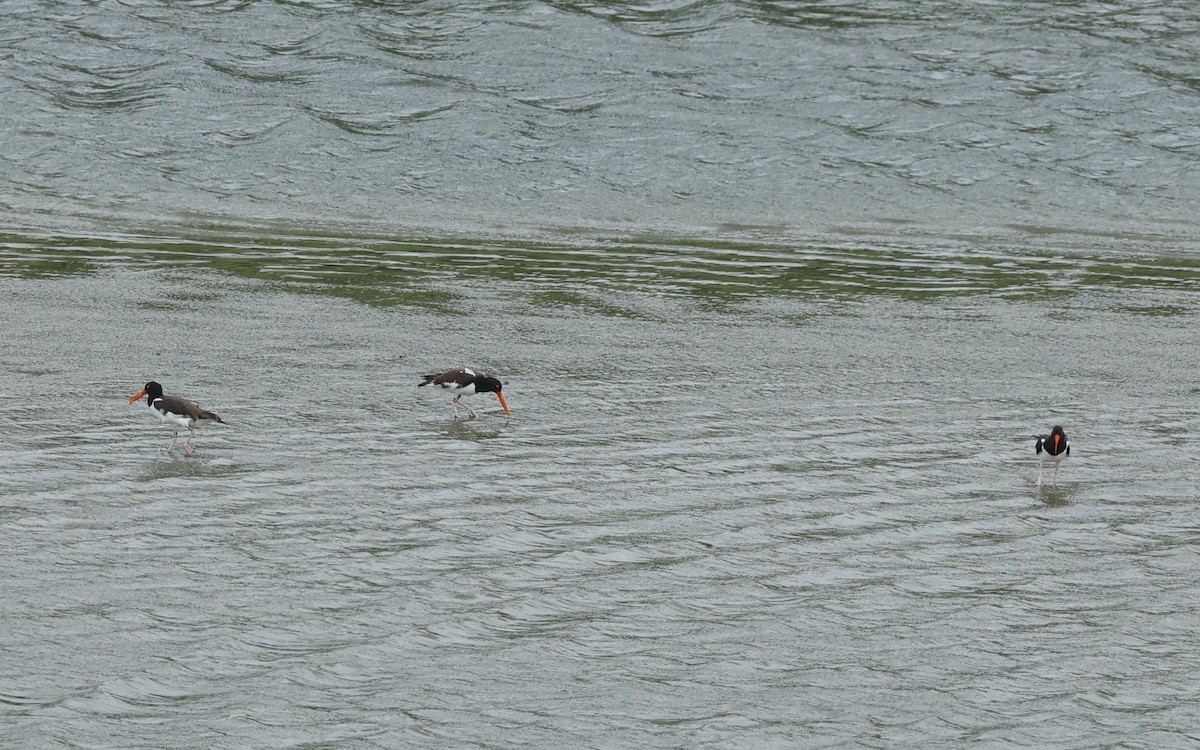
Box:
451, 395, 477, 420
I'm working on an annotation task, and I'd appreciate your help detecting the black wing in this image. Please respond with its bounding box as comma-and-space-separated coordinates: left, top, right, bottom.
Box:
420, 369, 477, 388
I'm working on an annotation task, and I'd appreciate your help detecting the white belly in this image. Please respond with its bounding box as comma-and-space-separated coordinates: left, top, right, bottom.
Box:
151, 405, 193, 430
1039, 449, 1068, 465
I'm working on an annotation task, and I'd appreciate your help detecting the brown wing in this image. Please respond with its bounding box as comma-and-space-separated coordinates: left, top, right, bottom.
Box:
197, 409, 225, 424
421, 369, 478, 388
157, 395, 224, 423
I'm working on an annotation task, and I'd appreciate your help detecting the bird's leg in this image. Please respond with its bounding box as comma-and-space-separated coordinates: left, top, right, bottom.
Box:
1036, 467, 1044, 488
1052, 464, 1060, 487
166, 431, 179, 452
464, 401, 478, 420
183, 427, 196, 457
451, 395, 462, 420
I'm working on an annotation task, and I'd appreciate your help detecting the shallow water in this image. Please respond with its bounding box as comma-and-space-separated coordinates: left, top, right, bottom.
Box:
3, 0, 1200, 237
2, 229, 1200, 748
4, 0, 1200, 746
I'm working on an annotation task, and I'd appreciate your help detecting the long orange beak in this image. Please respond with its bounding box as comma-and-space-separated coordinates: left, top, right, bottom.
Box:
128, 388, 147, 404
1053, 434, 1060, 450
496, 391, 510, 415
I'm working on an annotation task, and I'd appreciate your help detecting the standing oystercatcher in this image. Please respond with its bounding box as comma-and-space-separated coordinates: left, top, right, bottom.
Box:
418, 368, 510, 420
1033, 425, 1070, 487
129, 381, 225, 456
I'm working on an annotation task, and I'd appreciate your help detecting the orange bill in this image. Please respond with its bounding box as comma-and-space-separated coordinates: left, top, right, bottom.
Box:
1053, 434, 1060, 450
496, 391, 511, 415
128, 388, 148, 404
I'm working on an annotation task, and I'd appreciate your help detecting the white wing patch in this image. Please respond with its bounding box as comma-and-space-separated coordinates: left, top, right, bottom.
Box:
151, 401, 193, 429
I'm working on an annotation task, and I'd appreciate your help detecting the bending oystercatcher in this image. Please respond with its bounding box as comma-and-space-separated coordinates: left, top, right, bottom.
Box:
418, 368, 510, 420
129, 381, 225, 456
1033, 425, 1070, 487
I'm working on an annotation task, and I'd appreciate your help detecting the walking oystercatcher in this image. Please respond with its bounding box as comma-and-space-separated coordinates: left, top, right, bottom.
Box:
129, 381, 225, 456
1033, 425, 1070, 487
418, 368, 510, 420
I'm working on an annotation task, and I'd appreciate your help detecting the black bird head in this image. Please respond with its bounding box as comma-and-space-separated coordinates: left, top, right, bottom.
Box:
475, 376, 510, 415
129, 381, 164, 404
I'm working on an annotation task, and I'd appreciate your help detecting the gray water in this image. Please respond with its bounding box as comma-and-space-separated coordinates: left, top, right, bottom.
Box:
3, 2, 1200, 749
3, 0, 1200, 236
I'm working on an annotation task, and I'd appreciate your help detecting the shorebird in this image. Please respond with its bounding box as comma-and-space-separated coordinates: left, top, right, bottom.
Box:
418, 368, 510, 420
1033, 425, 1070, 487
129, 381, 225, 456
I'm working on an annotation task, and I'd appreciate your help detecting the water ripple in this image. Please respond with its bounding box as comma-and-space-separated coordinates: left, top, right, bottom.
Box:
35, 58, 170, 111
203, 54, 321, 85
4, 1, 1200, 745
305, 103, 457, 136
4, 227, 1200, 308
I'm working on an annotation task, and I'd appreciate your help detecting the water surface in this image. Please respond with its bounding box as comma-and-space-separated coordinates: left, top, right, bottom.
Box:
3, 229, 1199, 748
3, 0, 1200, 747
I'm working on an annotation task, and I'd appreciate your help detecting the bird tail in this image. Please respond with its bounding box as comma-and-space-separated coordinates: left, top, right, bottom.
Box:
200, 410, 225, 424
418, 375, 436, 387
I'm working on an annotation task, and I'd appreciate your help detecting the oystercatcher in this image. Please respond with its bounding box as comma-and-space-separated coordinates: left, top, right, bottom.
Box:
1033, 425, 1070, 487
418, 368, 510, 420
129, 381, 225, 456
